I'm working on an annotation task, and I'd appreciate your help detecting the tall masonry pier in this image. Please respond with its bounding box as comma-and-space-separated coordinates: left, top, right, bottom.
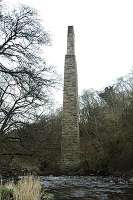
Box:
61, 26, 80, 172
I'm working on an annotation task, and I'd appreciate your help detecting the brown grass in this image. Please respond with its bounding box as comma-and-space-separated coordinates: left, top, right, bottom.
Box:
13, 176, 41, 200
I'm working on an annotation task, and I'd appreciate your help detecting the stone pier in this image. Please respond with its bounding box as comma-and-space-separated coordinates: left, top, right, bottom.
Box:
60, 26, 80, 173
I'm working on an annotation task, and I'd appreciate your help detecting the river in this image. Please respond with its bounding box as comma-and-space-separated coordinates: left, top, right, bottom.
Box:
41, 176, 133, 200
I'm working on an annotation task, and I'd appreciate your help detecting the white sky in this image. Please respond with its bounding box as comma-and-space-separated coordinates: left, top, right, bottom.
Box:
3, 0, 133, 106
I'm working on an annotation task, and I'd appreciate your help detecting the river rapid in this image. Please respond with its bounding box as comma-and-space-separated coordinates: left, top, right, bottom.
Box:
41, 176, 133, 200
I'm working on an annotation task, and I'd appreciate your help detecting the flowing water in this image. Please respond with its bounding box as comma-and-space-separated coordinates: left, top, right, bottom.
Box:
41, 176, 133, 200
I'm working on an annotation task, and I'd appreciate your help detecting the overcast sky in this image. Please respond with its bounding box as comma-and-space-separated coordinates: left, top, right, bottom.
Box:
3, 0, 133, 105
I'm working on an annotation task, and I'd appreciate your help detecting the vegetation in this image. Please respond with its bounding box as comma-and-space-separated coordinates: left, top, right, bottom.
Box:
14, 176, 41, 200
80, 73, 133, 174
0, 4, 59, 175
0, 176, 52, 200
0, 185, 13, 200
0, 5, 57, 135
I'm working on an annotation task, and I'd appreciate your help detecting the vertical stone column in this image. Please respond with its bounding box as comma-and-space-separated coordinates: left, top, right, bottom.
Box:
60, 26, 80, 173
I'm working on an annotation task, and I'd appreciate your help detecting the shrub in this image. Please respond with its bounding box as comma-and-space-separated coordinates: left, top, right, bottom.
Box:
0, 185, 13, 200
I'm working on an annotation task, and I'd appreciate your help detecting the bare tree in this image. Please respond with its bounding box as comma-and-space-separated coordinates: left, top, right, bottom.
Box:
0, 0, 2, 17
0, 5, 56, 135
